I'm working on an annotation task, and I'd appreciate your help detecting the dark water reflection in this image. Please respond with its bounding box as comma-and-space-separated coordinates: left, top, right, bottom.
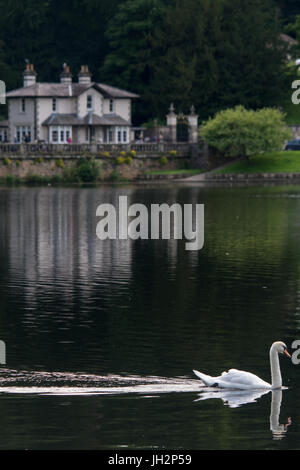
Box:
0, 183, 300, 449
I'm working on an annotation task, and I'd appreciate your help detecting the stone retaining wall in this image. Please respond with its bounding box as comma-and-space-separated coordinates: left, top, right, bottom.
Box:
204, 172, 300, 181
0, 155, 191, 181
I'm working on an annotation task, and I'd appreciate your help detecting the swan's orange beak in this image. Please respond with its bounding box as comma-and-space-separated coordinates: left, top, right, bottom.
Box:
284, 348, 291, 358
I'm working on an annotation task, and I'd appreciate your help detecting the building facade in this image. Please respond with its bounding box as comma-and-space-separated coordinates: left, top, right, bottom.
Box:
6, 64, 139, 144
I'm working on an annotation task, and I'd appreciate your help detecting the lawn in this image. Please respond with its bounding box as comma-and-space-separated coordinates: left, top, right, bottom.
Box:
214, 151, 300, 173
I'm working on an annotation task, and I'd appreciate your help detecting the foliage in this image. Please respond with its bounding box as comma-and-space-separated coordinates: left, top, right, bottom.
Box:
55, 158, 65, 168
148, 0, 291, 120
159, 155, 168, 165
200, 106, 292, 159
125, 156, 133, 165
5, 174, 21, 185
100, 0, 164, 123
3, 157, 11, 166
0, 0, 297, 124
75, 157, 101, 182
115, 156, 125, 165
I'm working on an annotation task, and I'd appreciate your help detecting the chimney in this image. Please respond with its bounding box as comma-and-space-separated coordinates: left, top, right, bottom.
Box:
60, 63, 72, 83
23, 63, 37, 87
78, 65, 91, 84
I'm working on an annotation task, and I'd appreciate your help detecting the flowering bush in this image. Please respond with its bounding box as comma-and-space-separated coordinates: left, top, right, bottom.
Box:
160, 156, 168, 166
115, 156, 125, 165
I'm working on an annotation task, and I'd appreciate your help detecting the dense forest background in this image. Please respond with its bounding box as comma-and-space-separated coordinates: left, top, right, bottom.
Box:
0, 0, 299, 124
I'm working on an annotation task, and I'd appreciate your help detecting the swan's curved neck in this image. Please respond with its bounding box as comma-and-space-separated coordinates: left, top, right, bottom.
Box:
270, 346, 282, 389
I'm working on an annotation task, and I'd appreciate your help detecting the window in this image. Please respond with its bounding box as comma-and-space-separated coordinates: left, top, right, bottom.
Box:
20, 98, 26, 113
109, 99, 114, 113
16, 126, 31, 142
51, 127, 58, 142
50, 126, 72, 143
52, 98, 57, 112
0, 129, 7, 142
115, 127, 129, 143
87, 95, 93, 110
108, 129, 114, 143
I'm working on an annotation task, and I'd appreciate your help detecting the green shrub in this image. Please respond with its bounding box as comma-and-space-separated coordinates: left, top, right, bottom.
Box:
50, 174, 64, 184
76, 157, 101, 182
25, 174, 48, 184
200, 105, 292, 161
160, 156, 168, 166
110, 169, 121, 181
36, 156, 44, 164
3, 157, 11, 166
15, 160, 21, 167
169, 150, 177, 156
55, 158, 65, 168
125, 156, 133, 165
6, 174, 21, 185
115, 156, 125, 165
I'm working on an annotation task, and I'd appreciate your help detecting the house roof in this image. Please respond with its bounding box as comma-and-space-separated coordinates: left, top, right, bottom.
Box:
82, 113, 130, 126
6, 82, 139, 99
42, 113, 83, 126
42, 113, 130, 126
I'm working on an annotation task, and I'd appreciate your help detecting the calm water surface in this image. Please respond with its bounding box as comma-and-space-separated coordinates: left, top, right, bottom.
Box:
0, 182, 300, 450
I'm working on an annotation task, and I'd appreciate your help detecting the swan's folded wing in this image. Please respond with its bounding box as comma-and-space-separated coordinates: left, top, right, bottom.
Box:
219, 369, 271, 389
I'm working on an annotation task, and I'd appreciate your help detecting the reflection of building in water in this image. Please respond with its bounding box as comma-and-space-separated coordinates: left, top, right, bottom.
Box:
4, 188, 133, 308
4, 185, 202, 310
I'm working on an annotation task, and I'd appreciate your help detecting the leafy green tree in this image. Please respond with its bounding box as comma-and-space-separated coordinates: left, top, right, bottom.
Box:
200, 105, 292, 161
100, 0, 165, 123
149, 0, 291, 121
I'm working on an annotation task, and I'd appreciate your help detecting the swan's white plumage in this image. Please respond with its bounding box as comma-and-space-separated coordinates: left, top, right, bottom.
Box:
193, 368, 271, 389
193, 341, 290, 390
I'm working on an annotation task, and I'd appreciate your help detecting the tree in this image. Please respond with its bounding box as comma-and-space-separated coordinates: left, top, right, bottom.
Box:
200, 106, 292, 161
100, 0, 165, 123
148, 0, 291, 122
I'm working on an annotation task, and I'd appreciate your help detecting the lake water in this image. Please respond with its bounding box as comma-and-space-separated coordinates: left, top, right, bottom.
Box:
0, 182, 300, 450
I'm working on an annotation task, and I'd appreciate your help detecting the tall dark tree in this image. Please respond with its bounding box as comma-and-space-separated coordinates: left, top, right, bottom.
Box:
148, 0, 291, 122
100, 0, 166, 123
0, 0, 123, 89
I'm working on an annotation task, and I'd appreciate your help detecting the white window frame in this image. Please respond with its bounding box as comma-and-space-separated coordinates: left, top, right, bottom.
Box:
116, 126, 129, 143
16, 126, 31, 142
0, 129, 7, 142
50, 125, 72, 143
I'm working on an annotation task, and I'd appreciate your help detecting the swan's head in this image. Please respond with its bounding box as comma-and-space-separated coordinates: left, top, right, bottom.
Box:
272, 341, 291, 358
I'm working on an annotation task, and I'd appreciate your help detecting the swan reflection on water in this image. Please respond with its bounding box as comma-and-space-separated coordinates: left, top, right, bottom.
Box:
195, 387, 291, 440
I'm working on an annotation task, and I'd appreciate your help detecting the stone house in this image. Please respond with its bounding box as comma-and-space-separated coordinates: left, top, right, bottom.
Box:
6, 64, 139, 144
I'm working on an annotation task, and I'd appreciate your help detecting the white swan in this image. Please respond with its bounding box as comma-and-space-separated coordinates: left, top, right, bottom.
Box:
193, 341, 291, 390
